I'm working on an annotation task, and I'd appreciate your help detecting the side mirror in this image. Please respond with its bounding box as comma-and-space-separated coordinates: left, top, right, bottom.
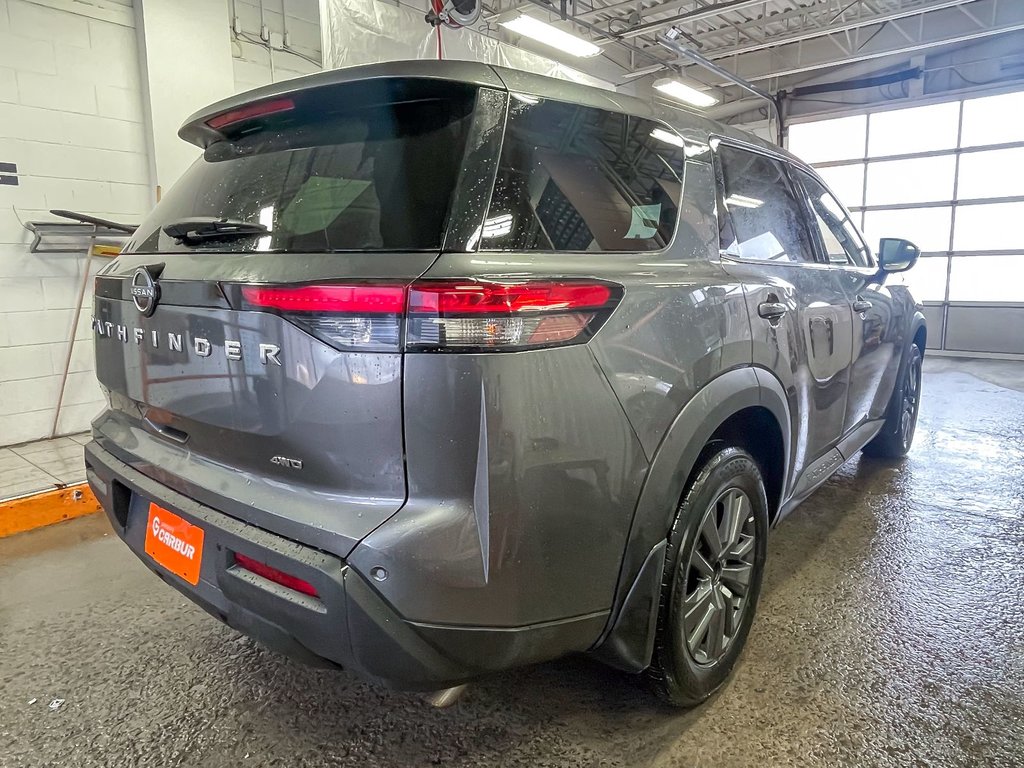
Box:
878, 238, 920, 273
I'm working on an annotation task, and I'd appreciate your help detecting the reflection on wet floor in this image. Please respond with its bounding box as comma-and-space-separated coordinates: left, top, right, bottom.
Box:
1, 359, 1022, 767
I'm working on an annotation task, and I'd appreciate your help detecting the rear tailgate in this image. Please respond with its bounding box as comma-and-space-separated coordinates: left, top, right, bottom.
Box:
91, 253, 439, 555
90, 75, 487, 555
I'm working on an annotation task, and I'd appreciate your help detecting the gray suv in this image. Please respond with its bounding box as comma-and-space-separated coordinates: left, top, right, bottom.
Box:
86, 60, 925, 707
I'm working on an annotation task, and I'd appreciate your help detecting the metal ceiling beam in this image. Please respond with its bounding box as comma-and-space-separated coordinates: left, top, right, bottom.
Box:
698, 16, 1024, 84
615, 0, 798, 40
696, 0, 971, 60
577, 0, 766, 28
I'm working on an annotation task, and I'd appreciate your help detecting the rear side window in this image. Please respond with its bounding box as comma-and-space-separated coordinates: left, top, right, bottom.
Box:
125, 80, 477, 254
717, 144, 817, 263
481, 97, 685, 252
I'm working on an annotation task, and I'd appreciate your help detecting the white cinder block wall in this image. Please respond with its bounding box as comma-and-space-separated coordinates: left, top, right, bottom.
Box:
231, 0, 322, 92
0, 0, 323, 447
0, 0, 150, 446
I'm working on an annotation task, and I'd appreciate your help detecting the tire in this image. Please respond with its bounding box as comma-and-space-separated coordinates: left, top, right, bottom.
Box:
863, 343, 923, 459
647, 446, 769, 707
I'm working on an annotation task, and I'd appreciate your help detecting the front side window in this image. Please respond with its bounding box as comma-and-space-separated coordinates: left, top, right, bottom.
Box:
481, 98, 685, 252
717, 145, 817, 263
796, 169, 873, 267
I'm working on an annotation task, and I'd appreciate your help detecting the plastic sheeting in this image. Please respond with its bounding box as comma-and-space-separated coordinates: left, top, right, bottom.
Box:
320, 0, 613, 90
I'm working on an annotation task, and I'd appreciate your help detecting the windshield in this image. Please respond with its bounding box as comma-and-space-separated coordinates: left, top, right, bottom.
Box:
125, 80, 477, 254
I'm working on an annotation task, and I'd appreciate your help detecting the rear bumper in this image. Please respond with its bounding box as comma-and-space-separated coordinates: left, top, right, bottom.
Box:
85, 438, 605, 690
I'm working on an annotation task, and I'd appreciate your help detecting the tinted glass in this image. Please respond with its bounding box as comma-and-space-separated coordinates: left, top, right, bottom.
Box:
797, 170, 873, 267
717, 145, 816, 263
482, 97, 684, 252
126, 80, 477, 254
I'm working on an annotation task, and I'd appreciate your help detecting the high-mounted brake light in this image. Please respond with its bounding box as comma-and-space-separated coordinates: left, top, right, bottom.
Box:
206, 97, 295, 130
234, 552, 319, 597
231, 280, 620, 352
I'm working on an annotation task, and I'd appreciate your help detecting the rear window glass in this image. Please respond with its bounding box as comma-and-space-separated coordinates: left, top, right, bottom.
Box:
125, 80, 477, 254
482, 97, 685, 252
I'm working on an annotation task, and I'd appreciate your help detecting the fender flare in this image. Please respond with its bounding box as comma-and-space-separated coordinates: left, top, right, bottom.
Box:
590, 366, 791, 672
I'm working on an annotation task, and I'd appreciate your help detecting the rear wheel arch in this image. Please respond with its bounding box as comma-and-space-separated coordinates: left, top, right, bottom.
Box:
590, 366, 791, 671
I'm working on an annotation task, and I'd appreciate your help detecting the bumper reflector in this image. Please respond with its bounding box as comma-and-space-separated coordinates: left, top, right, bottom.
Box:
234, 552, 319, 597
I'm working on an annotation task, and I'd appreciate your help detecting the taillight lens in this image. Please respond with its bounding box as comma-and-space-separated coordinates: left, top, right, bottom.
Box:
231, 280, 620, 352
239, 284, 405, 352
406, 280, 617, 350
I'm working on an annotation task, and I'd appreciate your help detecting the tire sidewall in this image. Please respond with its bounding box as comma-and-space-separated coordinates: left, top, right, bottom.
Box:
657, 448, 769, 705
902, 345, 923, 451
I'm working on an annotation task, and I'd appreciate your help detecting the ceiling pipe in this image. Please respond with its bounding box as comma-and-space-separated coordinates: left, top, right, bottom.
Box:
658, 27, 783, 145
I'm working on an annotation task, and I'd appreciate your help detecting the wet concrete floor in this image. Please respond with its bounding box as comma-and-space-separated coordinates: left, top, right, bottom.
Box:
2, 359, 1023, 767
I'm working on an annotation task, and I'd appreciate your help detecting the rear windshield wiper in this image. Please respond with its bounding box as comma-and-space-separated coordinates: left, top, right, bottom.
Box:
162, 217, 270, 245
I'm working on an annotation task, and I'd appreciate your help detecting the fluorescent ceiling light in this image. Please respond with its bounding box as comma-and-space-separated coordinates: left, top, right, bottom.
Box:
650, 127, 684, 148
653, 78, 718, 108
500, 15, 601, 58
725, 194, 764, 209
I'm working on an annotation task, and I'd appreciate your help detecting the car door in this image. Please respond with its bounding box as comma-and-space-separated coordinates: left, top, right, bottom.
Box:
791, 168, 902, 437
712, 139, 855, 500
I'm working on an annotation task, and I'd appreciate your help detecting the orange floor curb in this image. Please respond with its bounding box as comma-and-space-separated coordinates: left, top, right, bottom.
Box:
0, 483, 102, 538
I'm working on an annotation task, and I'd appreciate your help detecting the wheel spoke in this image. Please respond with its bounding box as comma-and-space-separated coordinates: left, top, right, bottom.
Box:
721, 587, 739, 637
726, 534, 754, 560
705, 588, 726, 659
719, 490, 746, 553
691, 549, 715, 579
721, 562, 752, 596
684, 585, 715, 653
698, 507, 722, 559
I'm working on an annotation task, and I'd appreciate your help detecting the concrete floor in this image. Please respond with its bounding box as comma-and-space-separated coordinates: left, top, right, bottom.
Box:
2, 358, 1023, 768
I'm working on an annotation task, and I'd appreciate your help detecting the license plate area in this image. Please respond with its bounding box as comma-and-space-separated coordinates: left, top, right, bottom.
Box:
144, 502, 205, 586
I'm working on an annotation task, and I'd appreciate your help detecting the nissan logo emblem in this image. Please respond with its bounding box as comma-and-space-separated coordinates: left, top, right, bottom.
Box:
131, 267, 160, 316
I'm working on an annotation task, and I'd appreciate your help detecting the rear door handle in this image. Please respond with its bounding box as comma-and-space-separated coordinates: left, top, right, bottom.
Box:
853, 298, 873, 313
757, 301, 788, 321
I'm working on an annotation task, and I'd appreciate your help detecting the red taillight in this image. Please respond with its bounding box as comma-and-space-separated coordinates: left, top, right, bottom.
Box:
407, 282, 612, 315
241, 284, 405, 314
231, 280, 619, 352
233, 552, 319, 597
239, 283, 405, 352
406, 280, 617, 350
206, 97, 295, 130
